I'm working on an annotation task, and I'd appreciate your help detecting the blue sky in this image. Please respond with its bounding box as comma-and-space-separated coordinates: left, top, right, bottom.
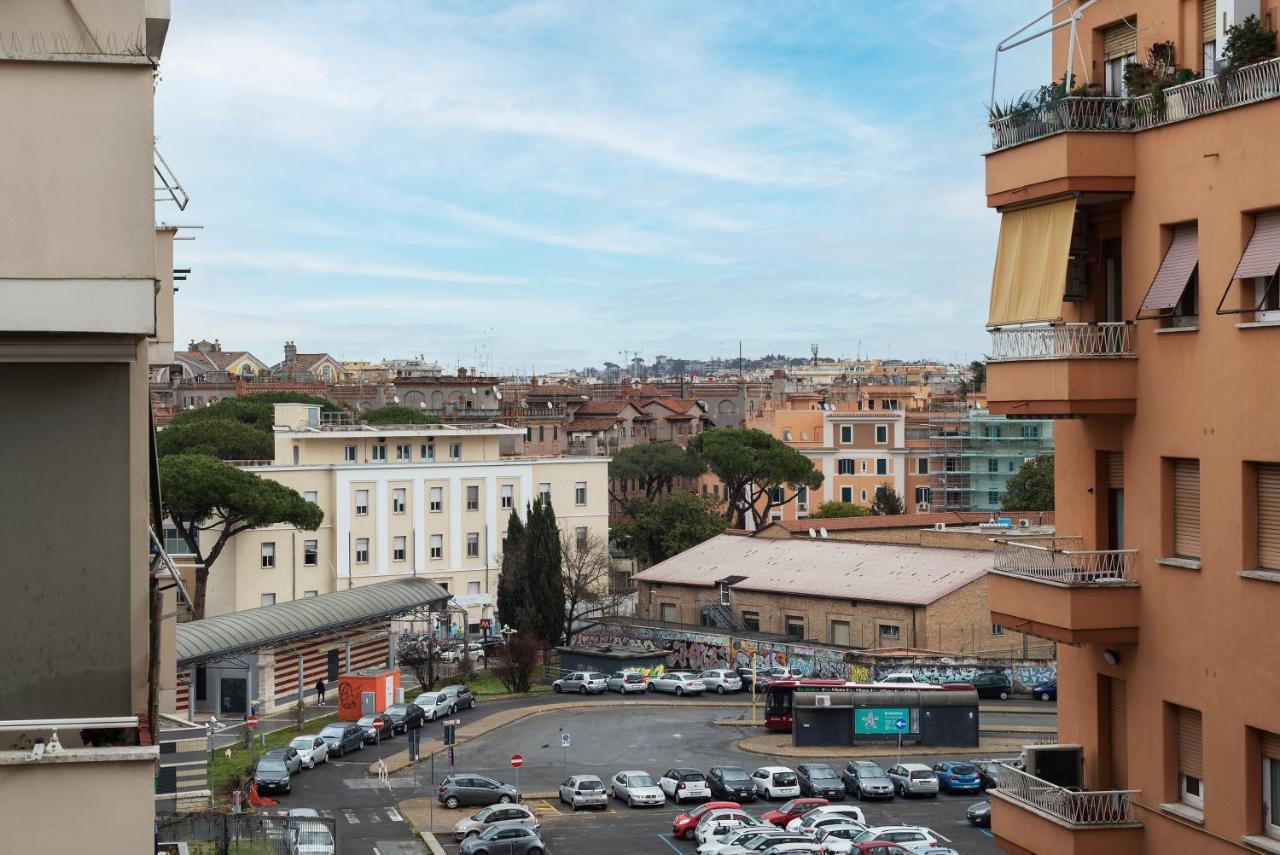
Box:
158, 1, 1046, 372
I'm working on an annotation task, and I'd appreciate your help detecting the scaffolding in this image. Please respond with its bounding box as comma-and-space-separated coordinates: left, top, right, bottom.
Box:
927, 399, 1054, 512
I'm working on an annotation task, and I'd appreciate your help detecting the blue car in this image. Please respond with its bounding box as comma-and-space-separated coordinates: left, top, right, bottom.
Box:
1033, 681, 1057, 701
932, 762, 983, 794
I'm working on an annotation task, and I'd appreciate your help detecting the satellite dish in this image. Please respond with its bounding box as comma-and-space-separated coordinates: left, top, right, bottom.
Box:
419, 401, 427, 409
470, 387, 478, 394
819, 527, 829, 538
546, 401, 553, 409
808, 528, 817, 538
392, 395, 400, 404
495, 391, 503, 400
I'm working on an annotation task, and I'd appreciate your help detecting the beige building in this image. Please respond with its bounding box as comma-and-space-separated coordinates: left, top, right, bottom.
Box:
194, 404, 611, 631
0, 0, 180, 851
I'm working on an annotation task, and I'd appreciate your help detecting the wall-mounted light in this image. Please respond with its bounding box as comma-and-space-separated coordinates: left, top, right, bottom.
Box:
1103, 648, 1120, 665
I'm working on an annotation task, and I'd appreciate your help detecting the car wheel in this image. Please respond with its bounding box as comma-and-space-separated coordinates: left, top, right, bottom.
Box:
445, 796, 460, 809
1000, 690, 1009, 700
675, 686, 684, 696
554, 684, 562, 694
628, 796, 636, 808
499, 794, 513, 804
647, 683, 656, 692
336, 746, 344, 758
579, 685, 587, 695
470, 699, 476, 709
1041, 692, 1052, 702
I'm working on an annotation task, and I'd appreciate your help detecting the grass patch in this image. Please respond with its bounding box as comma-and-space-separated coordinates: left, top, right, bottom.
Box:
209, 712, 338, 802
468, 671, 552, 698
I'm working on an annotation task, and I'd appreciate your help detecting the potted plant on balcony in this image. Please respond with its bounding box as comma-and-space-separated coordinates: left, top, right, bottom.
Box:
1219, 15, 1279, 103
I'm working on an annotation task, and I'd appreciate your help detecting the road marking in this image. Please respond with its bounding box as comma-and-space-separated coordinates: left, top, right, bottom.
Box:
368, 810, 382, 822
978, 826, 994, 838
656, 834, 684, 854
386, 807, 403, 822
343, 809, 360, 824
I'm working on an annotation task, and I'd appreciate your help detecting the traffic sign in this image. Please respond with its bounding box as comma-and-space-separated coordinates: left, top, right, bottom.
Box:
894, 717, 907, 732
372, 718, 385, 730
561, 733, 571, 749
510, 754, 524, 768
246, 715, 258, 730
443, 723, 456, 746
480, 618, 491, 631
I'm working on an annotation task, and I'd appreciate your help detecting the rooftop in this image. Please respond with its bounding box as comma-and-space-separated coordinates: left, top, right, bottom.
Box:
766, 510, 1055, 535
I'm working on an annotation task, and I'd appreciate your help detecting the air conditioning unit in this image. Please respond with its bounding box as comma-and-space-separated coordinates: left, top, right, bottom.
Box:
917, 502, 930, 512
1022, 744, 1084, 788
815, 694, 832, 708
1018, 519, 1031, 528
933, 523, 947, 531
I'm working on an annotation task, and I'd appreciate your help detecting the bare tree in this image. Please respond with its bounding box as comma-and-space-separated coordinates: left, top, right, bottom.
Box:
492, 634, 541, 694
557, 530, 629, 644
398, 634, 437, 692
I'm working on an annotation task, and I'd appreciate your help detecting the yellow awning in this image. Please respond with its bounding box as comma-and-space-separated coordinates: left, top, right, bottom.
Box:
988, 197, 1077, 327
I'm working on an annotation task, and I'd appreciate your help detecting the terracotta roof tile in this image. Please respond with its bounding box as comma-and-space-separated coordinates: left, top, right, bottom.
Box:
770, 510, 1055, 533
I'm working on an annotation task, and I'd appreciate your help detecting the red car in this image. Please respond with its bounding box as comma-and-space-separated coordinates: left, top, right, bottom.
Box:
761, 797, 830, 827
671, 800, 740, 839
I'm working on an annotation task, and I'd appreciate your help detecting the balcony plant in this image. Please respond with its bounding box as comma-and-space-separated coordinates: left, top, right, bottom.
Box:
1124, 41, 1190, 119
1221, 14, 1277, 73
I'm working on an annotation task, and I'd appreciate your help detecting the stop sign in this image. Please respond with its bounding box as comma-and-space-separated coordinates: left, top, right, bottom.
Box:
246, 715, 258, 730
510, 754, 523, 768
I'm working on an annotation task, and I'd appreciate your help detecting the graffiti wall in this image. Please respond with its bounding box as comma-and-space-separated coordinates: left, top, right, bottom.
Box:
868, 660, 1056, 693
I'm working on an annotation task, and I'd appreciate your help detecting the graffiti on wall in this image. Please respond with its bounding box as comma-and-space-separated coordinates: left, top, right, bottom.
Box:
869, 661, 1056, 693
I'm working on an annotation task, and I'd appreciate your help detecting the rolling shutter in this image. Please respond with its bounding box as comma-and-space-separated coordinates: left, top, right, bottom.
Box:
1203, 1, 1217, 42
1110, 678, 1128, 789
1176, 707, 1204, 779
1140, 224, 1200, 316
1173, 460, 1201, 559
1104, 24, 1138, 60
1107, 452, 1124, 490
1233, 211, 1280, 280
1259, 465, 1280, 571
1262, 730, 1280, 760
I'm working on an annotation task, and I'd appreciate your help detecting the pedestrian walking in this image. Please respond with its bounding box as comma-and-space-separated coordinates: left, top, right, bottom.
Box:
315, 679, 326, 704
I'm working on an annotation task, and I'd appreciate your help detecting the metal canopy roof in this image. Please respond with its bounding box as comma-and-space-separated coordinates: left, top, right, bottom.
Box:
176, 578, 449, 667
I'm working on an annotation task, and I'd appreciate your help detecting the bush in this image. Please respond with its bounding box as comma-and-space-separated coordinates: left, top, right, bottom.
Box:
1222, 14, 1278, 73
491, 635, 541, 694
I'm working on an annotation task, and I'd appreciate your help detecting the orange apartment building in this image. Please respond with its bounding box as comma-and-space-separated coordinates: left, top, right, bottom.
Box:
982, 1, 1280, 853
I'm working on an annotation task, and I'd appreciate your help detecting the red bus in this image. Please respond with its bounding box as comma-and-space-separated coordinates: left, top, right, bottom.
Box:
762, 679, 950, 732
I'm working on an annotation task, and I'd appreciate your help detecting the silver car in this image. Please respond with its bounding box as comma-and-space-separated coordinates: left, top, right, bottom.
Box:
649, 670, 707, 695
700, 669, 743, 694
606, 670, 649, 694
886, 764, 940, 798
559, 774, 608, 810
289, 735, 329, 768
553, 671, 608, 694
452, 804, 540, 841
612, 770, 665, 807
457, 824, 546, 855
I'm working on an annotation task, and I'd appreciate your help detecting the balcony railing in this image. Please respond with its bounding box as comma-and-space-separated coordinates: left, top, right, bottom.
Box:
990, 322, 1134, 362
990, 56, 1280, 151
996, 764, 1139, 827
993, 538, 1136, 585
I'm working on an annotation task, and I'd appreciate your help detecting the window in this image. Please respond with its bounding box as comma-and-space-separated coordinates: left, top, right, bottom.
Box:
988, 459, 1000, 473
1102, 22, 1137, 95
355, 489, 369, 515
372, 444, 386, 462
1203, 39, 1217, 75
989, 490, 1001, 506
344, 444, 356, 462
915, 486, 931, 504
396, 443, 411, 461
1008, 460, 1018, 472
766, 485, 784, 504
524, 427, 532, 442
797, 485, 808, 511
1258, 465, 1280, 571
466, 485, 479, 511
430, 534, 443, 559
1203, 0, 1218, 75
992, 623, 1005, 636
860, 489, 868, 502
878, 624, 900, 642
260, 542, 276, 569
918, 458, 929, 475
1104, 52, 1135, 95
1175, 706, 1204, 810
860, 461, 867, 473
467, 581, 481, 595
304, 540, 318, 566
875, 424, 888, 444
1021, 423, 1040, 439
393, 536, 406, 562
575, 527, 588, 551
355, 538, 369, 563
1255, 273, 1280, 323
783, 429, 792, 442
466, 532, 479, 557
659, 603, 678, 623
1173, 265, 1200, 325
449, 442, 462, 461
303, 590, 318, 598
501, 484, 513, 509
875, 458, 887, 476
784, 616, 805, 640
741, 611, 760, 632
261, 593, 276, 607
575, 482, 588, 505
539, 425, 545, 442
1263, 734, 1280, 840
430, 486, 443, 512
304, 491, 318, 503
392, 488, 406, 513
841, 486, 853, 502
840, 425, 852, 444
539, 483, 551, 505
830, 620, 850, 646
421, 441, 435, 461
1172, 459, 1201, 560
838, 458, 855, 475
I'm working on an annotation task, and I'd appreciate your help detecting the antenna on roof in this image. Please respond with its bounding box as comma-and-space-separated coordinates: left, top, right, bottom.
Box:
819, 527, 828, 538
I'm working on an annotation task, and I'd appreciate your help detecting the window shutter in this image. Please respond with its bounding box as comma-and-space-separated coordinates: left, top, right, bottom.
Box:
1261, 730, 1280, 760
1176, 707, 1204, 779
1203, 0, 1217, 42
1107, 452, 1124, 490
1110, 677, 1128, 789
1259, 465, 1280, 571
1173, 460, 1201, 559
1103, 24, 1138, 60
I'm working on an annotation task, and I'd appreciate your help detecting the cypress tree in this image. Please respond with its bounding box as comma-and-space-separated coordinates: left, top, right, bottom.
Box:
521, 498, 565, 645
495, 509, 525, 632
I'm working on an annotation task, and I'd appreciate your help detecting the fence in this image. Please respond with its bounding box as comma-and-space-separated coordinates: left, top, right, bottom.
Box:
990, 96, 1137, 149
993, 539, 1136, 585
156, 812, 338, 855
989, 323, 1134, 362
995, 763, 1138, 826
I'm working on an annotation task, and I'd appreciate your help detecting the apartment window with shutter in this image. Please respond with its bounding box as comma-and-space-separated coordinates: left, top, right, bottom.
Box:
396, 443, 411, 461
393, 536, 406, 562
830, 620, 850, 646
876, 458, 888, 476
916, 486, 931, 504
1102, 23, 1138, 95
840, 486, 853, 502
355, 489, 369, 515
989, 459, 1000, 474
840, 425, 852, 443
575, 481, 587, 505
918, 458, 929, 475
355, 538, 369, 564
875, 424, 888, 444
466, 532, 479, 558
449, 442, 462, 461
539, 483, 551, 505
501, 484, 513, 509
304, 540, 318, 566
1262, 730, 1280, 840
797, 486, 808, 511
429, 486, 443, 512
430, 534, 443, 559
1202, 0, 1218, 75
421, 441, 435, 461
992, 623, 1004, 636
260, 542, 275, 569
261, 593, 276, 607
838, 458, 854, 475
392, 488, 406, 514
1258, 464, 1280, 571
1171, 459, 1201, 560
784, 616, 805, 640
466, 484, 479, 511
1175, 706, 1204, 809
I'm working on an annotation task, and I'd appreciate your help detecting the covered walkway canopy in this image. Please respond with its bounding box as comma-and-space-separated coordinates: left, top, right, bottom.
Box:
176, 578, 449, 668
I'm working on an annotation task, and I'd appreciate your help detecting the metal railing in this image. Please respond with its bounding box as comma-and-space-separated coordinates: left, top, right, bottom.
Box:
993, 539, 1136, 585
990, 56, 1280, 150
996, 764, 1139, 826
989, 322, 1134, 362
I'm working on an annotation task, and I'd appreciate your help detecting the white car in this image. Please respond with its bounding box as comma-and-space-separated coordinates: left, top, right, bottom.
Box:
606, 670, 649, 693
699, 669, 743, 694
287, 822, 335, 855
413, 691, 453, 721
288, 735, 329, 768
811, 823, 873, 853
695, 813, 758, 846
611, 770, 665, 807
715, 831, 810, 855
874, 672, 940, 689
752, 766, 801, 799
697, 827, 790, 855
785, 805, 868, 834
649, 671, 707, 695
660, 767, 712, 803
854, 826, 944, 852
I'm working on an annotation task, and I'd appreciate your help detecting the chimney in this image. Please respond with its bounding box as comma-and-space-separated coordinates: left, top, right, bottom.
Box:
212, 338, 221, 352
284, 341, 298, 363
457, 367, 467, 378
187, 339, 196, 351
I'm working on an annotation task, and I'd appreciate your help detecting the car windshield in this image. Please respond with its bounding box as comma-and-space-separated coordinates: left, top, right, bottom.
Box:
290, 738, 313, 750
386, 705, 407, 714
577, 780, 603, 791
296, 831, 333, 846
721, 769, 751, 783
858, 765, 888, 778
477, 825, 510, 840
624, 673, 642, 681
949, 765, 978, 776
257, 761, 286, 773
319, 726, 344, 737
357, 717, 375, 726
679, 771, 705, 782
629, 774, 656, 787
589, 673, 607, 680
808, 766, 838, 780
911, 770, 936, 780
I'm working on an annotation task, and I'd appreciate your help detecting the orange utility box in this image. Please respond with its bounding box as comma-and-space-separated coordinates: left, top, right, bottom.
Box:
336, 667, 401, 721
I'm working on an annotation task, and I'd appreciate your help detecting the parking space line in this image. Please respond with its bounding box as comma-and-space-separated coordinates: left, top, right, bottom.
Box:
655, 834, 684, 854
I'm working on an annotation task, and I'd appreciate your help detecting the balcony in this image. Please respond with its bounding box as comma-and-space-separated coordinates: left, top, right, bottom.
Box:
991, 764, 1142, 855
987, 323, 1137, 418
988, 539, 1140, 644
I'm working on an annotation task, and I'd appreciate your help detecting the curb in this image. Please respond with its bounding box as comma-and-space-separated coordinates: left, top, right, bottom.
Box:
735, 735, 1033, 759
420, 831, 446, 855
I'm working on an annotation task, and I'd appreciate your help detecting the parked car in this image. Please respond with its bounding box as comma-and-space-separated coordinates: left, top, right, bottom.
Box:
695, 812, 759, 847
649, 671, 707, 696
716, 831, 808, 855
606, 670, 648, 693
747, 666, 804, 690
810, 823, 878, 854
287, 822, 335, 855
289, 735, 329, 768
262, 746, 303, 775
254, 757, 291, 794
797, 763, 845, 800
823, 842, 911, 855
700, 669, 743, 694
784, 805, 867, 834
841, 760, 893, 800
356, 712, 395, 744
552, 672, 608, 694
761, 798, 828, 827
457, 824, 545, 855
318, 722, 364, 758
696, 826, 786, 855
441, 684, 477, 711
757, 844, 822, 854
415, 691, 454, 721
932, 762, 982, 794
452, 804, 540, 841
438, 774, 521, 809
789, 813, 868, 840
707, 766, 758, 802
673, 800, 742, 838
966, 800, 991, 827
853, 827, 942, 853
970, 672, 1013, 700
440, 642, 486, 665
752, 766, 801, 800
285, 808, 320, 834
886, 764, 939, 798
1033, 680, 1057, 701
559, 774, 608, 810
661, 767, 713, 803
612, 770, 665, 807
383, 702, 425, 733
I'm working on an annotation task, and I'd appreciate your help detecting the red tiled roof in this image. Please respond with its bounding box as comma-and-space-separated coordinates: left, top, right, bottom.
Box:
768, 510, 1055, 533
567, 417, 621, 432
575, 399, 626, 415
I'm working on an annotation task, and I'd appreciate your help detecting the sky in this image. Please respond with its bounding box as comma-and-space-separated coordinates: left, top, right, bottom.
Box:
157, 0, 1047, 373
